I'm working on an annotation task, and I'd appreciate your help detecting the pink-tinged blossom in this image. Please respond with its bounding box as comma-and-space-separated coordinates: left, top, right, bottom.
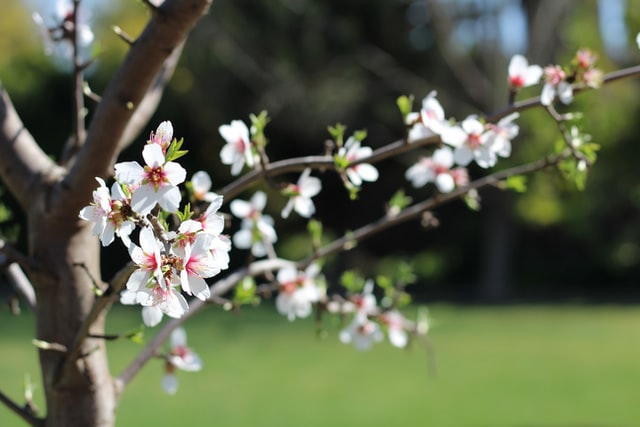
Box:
380, 310, 409, 348
32, 0, 94, 58
420, 91, 447, 135
406, 91, 448, 142
176, 233, 217, 301
484, 112, 520, 159
133, 277, 189, 327
575, 49, 597, 69
79, 177, 135, 247
208, 234, 231, 271
582, 68, 603, 89
219, 120, 255, 176
114, 143, 186, 215
230, 191, 277, 258
190, 171, 220, 203
281, 168, 322, 219
405, 147, 467, 193
162, 327, 202, 395
507, 55, 542, 89
339, 314, 384, 351
275, 263, 323, 321
540, 65, 573, 106
148, 121, 173, 153
124, 227, 164, 294
441, 116, 497, 168
338, 137, 379, 187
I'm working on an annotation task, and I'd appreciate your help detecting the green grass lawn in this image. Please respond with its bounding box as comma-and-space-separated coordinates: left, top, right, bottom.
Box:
2, 304, 640, 426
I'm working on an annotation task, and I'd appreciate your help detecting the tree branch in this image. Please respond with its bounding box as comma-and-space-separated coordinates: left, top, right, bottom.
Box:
114, 258, 294, 396
60, 0, 213, 216
0, 389, 44, 427
57, 262, 136, 386
0, 84, 61, 210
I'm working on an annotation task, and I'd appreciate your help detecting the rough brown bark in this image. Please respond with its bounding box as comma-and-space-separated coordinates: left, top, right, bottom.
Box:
30, 213, 115, 427
0, 1, 213, 426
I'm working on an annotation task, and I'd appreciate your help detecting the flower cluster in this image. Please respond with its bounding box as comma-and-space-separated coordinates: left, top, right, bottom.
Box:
79, 121, 230, 327
330, 280, 416, 351
32, 0, 94, 59
404, 93, 520, 192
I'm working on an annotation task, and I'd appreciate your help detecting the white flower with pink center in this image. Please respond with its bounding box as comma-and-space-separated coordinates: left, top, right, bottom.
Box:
135, 277, 189, 327
441, 117, 497, 168
338, 136, 379, 187
405, 146, 467, 193
281, 168, 322, 219
162, 327, 202, 395
124, 227, 164, 294
275, 263, 322, 321
507, 55, 542, 89
380, 310, 408, 348
230, 191, 277, 258
114, 143, 186, 215
339, 313, 384, 351
79, 177, 135, 247
219, 120, 255, 176
484, 112, 520, 159
540, 65, 573, 106
190, 171, 220, 203
176, 233, 218, 301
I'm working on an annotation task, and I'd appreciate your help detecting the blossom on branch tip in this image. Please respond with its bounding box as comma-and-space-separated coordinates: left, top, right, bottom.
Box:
32, 0, 94, 59
162, 327, 202, 395
281, 168, 322, 219
275, 263, 323, 321
405, 147, 468, 193
79, 177, 135, 247
338, 137, 379, 187
540, 65, 573, 106
484, 112, 520, 159
219, 120, 255, 176
230, 191, 277, 257
380, 310, 409, 348
441, 116, 497, 168
190, 171, 220, 203
508, 55, 542, 89
339, 314, 384, 351
114, 144, 186, 215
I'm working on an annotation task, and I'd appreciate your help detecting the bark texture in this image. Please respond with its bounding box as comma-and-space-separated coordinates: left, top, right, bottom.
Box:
0, 1, 213, 425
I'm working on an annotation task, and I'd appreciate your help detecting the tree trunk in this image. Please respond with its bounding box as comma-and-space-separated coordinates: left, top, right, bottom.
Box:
29, 198, 116, 427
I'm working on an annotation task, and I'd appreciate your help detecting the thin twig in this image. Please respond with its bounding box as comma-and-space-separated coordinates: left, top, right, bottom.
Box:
56, 262, 136, 385
0, 389, 44, 427
112, 26, 134, 45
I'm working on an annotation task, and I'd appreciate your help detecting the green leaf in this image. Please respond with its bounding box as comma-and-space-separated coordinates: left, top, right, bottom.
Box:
234, 277, 258, 306
328, 123, 347, 147
126, 326, 145, 344
340, 270, 365, 292
396, 94, 414, 120
504, 175, 528, 193
352, 129, 368, 142
375, 275, 393, 290
165, 137, 188, 162
177, 203, 194, 222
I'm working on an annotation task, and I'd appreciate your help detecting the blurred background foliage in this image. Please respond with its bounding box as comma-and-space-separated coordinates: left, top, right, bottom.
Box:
2, 0, 640, 303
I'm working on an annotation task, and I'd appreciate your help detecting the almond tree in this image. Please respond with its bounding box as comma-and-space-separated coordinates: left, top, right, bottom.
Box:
1, 1, 640, 426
